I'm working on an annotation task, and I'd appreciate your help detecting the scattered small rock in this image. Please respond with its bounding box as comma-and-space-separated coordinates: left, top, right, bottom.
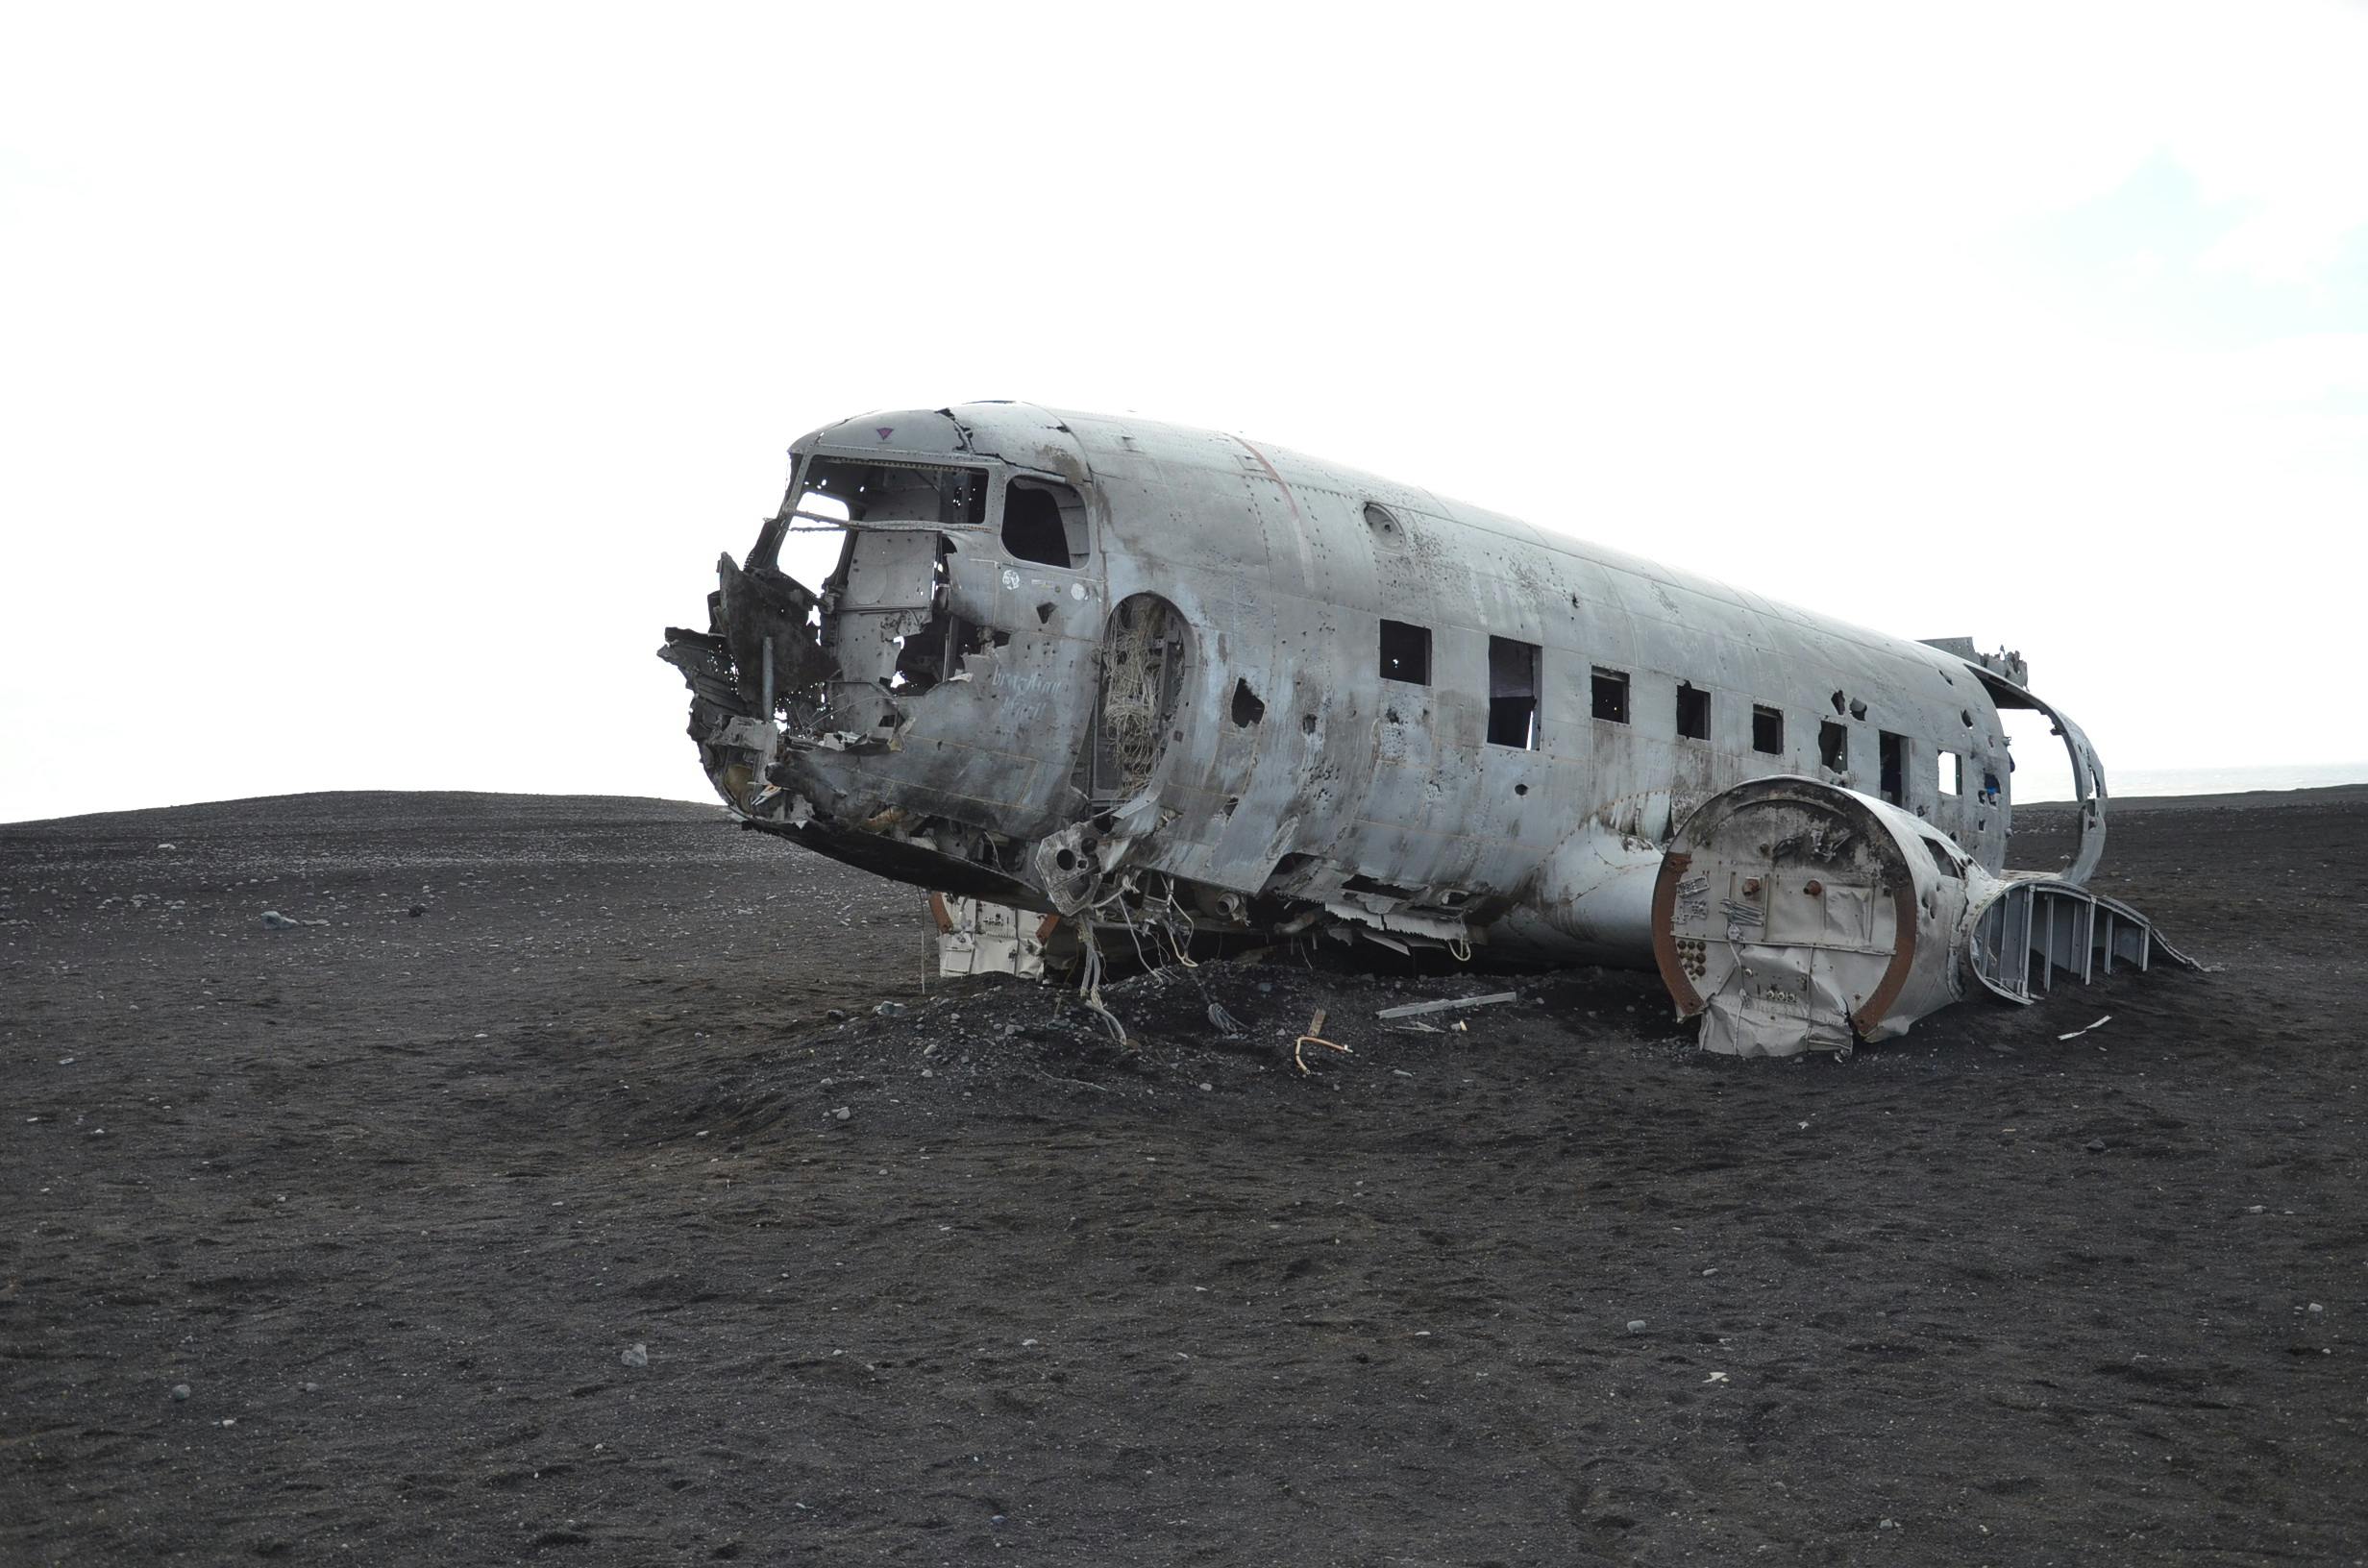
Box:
2084, 1139, 2108, 1153
874, 1002, 906, 1018
829, 1107, 851, 1122
1626, 1319, 1647, 1335
2308, 1303, 2325, 1314
407, 904, 426, 918
156, 842, 177, 851
621, 1344, 649, 1369
824, 1009, 848, 1024
260, 911, 296, 929
1197, 1082, 1214, 1092
170, 1383, 190, 1401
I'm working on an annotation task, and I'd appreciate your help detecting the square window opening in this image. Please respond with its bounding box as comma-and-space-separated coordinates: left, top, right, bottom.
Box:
1001, 478, 1089, 568
1675, 682, 1710, 741
1752, 704, 1784, 755
1879, 730, 1906, 805
1379, 620, 1431, 685
1818, 720, 1848, 772
1487, 636, 1540, 748
1591, 667, 1630, 724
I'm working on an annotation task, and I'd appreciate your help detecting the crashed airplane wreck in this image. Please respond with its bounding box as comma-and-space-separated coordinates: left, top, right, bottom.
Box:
660, 402, 2191, 1057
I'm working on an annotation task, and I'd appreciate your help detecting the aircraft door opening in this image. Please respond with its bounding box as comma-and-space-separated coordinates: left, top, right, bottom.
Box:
1089, 595, 1190, 801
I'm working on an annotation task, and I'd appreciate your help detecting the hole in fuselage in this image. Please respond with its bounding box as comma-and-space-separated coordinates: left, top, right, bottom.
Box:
1231, 678, 1266, 727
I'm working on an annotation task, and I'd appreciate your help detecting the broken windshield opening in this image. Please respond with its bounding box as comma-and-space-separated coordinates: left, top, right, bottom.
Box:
804, 457, 985, 527
769, 456, 988, 593
775, 490, 850, 602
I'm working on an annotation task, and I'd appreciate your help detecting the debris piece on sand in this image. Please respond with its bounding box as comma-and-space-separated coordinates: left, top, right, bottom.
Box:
1376, 992, 1518, 1020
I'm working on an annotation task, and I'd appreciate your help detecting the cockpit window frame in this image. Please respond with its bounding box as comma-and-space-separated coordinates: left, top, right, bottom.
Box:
1000, 472, 1094, 571
760, 447, 1006, 579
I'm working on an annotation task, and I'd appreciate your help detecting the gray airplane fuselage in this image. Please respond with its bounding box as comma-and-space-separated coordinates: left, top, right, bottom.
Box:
662, 402, 2100, 969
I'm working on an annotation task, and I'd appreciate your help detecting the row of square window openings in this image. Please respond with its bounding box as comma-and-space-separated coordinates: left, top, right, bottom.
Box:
1375, 618, 1985, 801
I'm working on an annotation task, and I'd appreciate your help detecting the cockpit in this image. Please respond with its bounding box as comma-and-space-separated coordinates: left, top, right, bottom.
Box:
730, 453, 1097, 743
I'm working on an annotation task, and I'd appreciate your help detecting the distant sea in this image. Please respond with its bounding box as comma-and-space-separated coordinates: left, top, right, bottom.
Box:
2018, 761, 2368, 803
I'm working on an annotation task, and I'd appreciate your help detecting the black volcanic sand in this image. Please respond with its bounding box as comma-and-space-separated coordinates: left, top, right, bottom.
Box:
3, 788, 2364, 1565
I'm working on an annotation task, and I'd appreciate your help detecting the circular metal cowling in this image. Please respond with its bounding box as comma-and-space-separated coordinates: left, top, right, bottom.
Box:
1652, 776, 1970, 1057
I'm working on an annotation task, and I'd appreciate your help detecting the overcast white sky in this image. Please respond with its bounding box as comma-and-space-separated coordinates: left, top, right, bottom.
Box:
4, 2, 2364, 822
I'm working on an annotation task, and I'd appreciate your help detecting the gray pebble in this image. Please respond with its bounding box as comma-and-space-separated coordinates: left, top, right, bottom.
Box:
1626, 1319, 1647, 1335
170, 1383, 190, 1401
621, 1343, 649, 1368
829, 1107, 851, 1122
